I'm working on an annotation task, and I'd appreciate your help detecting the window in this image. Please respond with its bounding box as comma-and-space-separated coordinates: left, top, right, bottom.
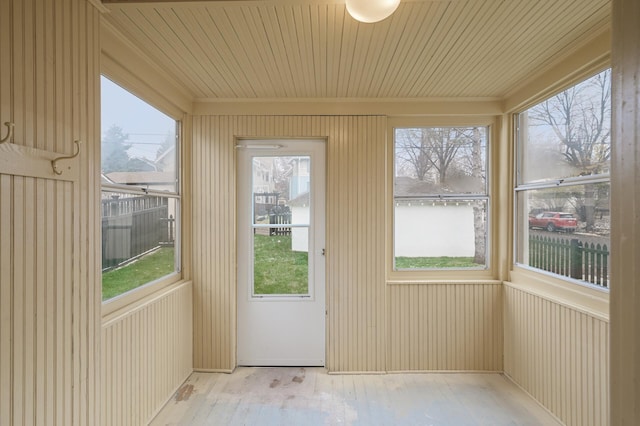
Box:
515, 69, 611, 289
393, 126, 489, 270
101, 76, 180, 301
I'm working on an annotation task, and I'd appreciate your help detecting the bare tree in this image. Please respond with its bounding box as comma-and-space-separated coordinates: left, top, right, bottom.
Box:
395, 128, 433, 181
426, 127, 467, 184
395, 126, 487, 264
528, 69, 611, 231
470, 127, 485, 264
395, 127, 471, 184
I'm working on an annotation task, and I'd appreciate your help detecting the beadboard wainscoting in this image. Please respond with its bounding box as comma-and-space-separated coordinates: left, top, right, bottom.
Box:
388, 282, 503, 372
101, 282, 193, 426
504, 283, 609, 426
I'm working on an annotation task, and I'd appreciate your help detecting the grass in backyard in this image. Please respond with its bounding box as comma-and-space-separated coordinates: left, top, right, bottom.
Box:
254, 234, 308, 295
395, 256, 480, 269
102, 247, 175, 300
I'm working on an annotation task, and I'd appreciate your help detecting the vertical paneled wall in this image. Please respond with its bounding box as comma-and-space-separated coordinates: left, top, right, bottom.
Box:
0, 177, 76, 424
504, 284, 609, 426
388, 282, 503, 371
191, 116, 237, 371
191, 115, 387, 372
101, 283, 193, 426
0, 0, 101, 424
610, 0, 640, 423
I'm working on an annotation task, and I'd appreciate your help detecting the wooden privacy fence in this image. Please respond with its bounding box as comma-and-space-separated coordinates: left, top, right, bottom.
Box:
529, 234, 609, 288
102, 195, 175, 269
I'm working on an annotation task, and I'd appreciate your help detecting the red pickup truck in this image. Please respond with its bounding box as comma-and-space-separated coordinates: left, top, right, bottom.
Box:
528, 211, 578, 232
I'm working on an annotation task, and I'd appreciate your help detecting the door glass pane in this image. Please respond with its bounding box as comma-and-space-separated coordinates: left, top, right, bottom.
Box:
252, 155, 312, 296
253, 228, 309, 296
253, 156, 311, 225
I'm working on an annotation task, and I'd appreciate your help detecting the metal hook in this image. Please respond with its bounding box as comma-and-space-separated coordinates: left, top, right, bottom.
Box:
51, 140, 81, 175
0, 122, 14, 144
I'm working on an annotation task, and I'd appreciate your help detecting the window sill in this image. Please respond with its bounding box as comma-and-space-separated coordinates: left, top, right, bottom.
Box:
507, 266, 609, 321
101, 272, 183, 319
387, 278, 501, 285
387, 268, 496, 283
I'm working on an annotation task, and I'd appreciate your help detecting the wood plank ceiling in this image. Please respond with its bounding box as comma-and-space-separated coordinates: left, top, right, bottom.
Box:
101, 0, 610, 100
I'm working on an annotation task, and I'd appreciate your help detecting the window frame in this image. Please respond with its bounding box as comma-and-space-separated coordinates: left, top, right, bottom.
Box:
512, 69, 611, 292
100, 74, 183, 315
387, 116, 498, 282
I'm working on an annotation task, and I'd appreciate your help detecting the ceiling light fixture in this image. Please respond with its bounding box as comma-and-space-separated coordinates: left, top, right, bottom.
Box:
346, 0, 401, 23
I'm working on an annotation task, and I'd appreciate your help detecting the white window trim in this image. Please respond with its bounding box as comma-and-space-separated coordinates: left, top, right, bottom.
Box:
387, 116, 498, 281
512, 71, 612, 292
99, 76, 183, 315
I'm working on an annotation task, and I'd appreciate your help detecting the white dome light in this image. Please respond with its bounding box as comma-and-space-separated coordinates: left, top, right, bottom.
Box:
346, 0, 401, 23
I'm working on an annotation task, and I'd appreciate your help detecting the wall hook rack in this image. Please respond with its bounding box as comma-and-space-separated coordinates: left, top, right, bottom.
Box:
0, 122, 14, 144
52, 140, 81, 175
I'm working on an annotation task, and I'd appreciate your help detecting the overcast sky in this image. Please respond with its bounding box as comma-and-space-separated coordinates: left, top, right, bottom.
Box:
101, 76, 175, 161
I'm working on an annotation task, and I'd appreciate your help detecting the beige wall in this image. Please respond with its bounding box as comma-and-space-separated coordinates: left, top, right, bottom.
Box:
388, 282, 503, 371
0, 0, 101, 424
1, 1, 629, 424
190, 115, 507, 373
0, 2, 194, 425
191, 115, 388, 372
101, 283, 192, 426
98, 14, 196, 426
610, 0, 640, 423
504, 283, 609, 425
501, 30, 612, 426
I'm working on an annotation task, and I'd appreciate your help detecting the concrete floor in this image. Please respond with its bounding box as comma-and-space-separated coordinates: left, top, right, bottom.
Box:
151, 367, 562, 425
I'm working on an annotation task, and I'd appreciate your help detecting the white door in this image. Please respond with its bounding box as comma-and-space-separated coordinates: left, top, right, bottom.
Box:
237, 139, 325, 366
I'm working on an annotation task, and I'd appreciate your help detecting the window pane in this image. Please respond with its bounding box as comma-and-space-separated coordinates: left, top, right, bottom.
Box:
393, 126, 489, 270
516, 184, 610, 288
394, 199, 487, 269
101, 76, 177, 193
519, 70, 611, 184
515, 69, 612, 289
253, 229, 309, 296
101, 192, 177, 300
395, 127, 487, 196
252, 156, 310, 225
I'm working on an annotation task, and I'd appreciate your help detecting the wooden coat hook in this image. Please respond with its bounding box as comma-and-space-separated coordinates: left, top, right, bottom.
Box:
0, 122, 14, 144
52, 140, 81, 175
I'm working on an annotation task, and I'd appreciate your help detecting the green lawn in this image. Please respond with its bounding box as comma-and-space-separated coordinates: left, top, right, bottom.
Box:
253, 234, 308, 295
101, 243, 477, 300
395, 256, 479, 269
102, 247, 175, 300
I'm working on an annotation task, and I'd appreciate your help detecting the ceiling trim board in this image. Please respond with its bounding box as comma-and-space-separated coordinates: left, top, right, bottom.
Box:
192, 99, 503, 116
101, 20, 195, 115
503, 28, 611, 113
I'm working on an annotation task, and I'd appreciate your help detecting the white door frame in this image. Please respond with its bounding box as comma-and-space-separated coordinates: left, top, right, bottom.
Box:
236, 138, 326, 366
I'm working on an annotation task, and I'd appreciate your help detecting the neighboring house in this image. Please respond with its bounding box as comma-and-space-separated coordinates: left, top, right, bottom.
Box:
289, 191, 310, 252
394, 176, 478, 257
155, 144, 176, 174
252, 157, 280, 216
394, 201, 475, 257
289, 157, 310, 200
